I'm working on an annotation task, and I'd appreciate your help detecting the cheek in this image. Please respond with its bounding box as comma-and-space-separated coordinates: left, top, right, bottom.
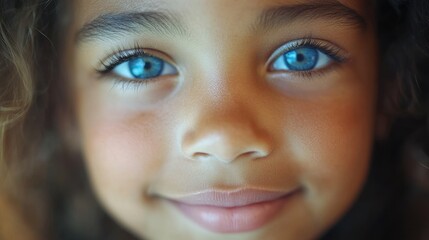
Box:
78, 108, 168, 202
286, 87, 376, 223
292, 94, 375, 169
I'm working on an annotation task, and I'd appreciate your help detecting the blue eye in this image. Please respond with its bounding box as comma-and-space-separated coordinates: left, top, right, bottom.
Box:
112, 55, 177, 79
271, 46, 336, 72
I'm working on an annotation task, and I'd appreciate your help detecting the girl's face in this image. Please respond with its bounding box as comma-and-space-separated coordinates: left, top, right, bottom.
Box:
64, 0, 377, 239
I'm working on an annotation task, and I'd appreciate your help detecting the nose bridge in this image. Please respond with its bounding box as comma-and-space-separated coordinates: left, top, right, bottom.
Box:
181, 92, 273, 163
178, 28, 274, 163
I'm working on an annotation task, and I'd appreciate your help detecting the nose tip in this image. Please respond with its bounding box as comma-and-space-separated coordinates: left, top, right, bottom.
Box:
182, 128, 272, 163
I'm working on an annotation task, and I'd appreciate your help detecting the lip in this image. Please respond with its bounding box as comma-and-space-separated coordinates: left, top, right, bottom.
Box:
166, 188, 299, 233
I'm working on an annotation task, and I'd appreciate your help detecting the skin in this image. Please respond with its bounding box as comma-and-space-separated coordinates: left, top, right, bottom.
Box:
63, 0, 378, 239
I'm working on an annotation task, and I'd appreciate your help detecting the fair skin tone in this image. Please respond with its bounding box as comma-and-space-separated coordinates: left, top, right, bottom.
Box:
63, 0, 378, 239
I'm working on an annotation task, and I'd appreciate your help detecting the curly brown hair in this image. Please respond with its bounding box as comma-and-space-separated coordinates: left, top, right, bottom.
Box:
0, 1, 57, 239
1, 0, 38, 167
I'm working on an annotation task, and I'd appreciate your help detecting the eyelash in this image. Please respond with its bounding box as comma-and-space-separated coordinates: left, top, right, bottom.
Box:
96, 45, 165, 90
268, 38, 347, 79
96, 38, 347, 90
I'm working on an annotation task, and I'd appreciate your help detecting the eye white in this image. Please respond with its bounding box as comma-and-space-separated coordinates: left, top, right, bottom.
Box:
272, 50, 333, 71
112, 59, 177, 79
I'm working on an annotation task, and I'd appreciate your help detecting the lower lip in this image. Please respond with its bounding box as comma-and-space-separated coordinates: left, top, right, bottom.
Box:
170, 195, 292, 233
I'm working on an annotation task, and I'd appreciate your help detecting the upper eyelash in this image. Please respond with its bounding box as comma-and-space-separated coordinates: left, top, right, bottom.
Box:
270, 38, 348, 64
97, 46, 150, 74
97, 38, 347, 80
265, 38, 349, 81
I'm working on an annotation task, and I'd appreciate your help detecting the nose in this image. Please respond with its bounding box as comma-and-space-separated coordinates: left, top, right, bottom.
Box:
181, 108, 273, 163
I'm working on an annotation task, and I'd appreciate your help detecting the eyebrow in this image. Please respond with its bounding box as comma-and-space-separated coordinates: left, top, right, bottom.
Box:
76, 0, 367, 44
76, 11, 187, 44
254, 0, 367, 32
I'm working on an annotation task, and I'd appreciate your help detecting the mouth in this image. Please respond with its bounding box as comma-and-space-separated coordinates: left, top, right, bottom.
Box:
165, 188, 300, 233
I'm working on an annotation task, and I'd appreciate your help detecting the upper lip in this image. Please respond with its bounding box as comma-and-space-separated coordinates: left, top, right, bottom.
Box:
167, 188, 297, 207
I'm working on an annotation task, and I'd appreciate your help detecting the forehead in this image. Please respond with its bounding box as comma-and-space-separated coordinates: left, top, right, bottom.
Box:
69, 0, 374, 46
71, 0, 373, 28
74, 0, 370, 12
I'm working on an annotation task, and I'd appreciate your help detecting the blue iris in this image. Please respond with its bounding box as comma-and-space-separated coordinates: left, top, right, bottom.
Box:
128, 56, 164, 79
284, 48, 319, 71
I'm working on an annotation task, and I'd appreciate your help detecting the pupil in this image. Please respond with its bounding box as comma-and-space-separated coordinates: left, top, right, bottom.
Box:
284, 47, 319, 71
128, 56, 164, 79
144, 62, 152, 70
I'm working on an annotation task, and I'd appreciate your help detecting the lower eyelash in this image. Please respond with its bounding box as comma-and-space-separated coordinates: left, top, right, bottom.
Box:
111, 79, 150, 92
267, 37, 349, 80
98, 38, 346, 87
290, 61, 343, 80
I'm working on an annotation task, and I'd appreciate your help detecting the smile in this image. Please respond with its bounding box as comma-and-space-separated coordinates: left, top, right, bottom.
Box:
167, 188, 300, 233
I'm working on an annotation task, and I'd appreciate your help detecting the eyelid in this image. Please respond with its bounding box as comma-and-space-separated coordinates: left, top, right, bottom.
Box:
96, 47, 177, 75
266, 38, 348, 71
95, 48, 179, 92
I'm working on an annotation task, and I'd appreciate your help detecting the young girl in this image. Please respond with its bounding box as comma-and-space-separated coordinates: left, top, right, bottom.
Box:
0, 0, 428, 239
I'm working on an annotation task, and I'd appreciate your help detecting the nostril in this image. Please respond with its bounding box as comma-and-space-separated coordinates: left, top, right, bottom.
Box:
237, 151, 267, 161
190, 151, 265, 162
181, 125, 273, 163
192, 152, 211, 161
